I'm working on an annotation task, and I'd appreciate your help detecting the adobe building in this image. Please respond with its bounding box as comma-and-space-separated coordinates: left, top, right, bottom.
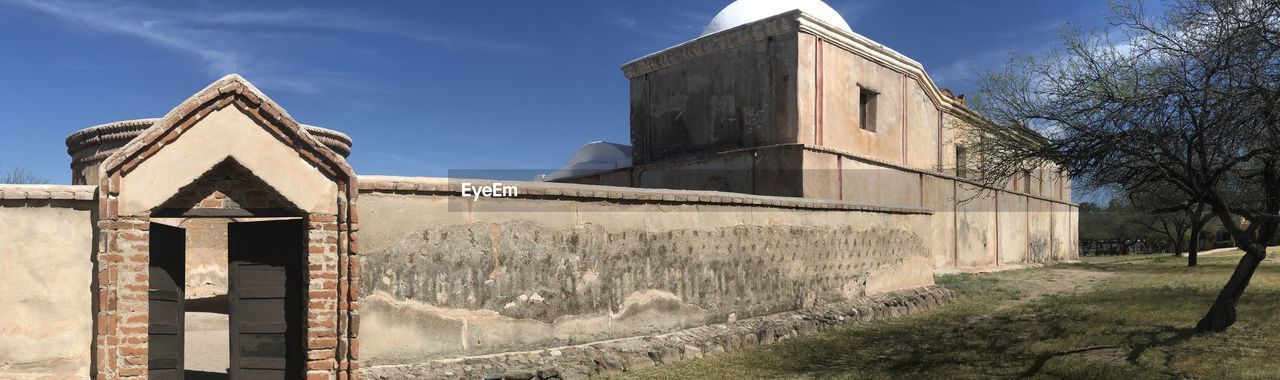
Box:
0, 1, 1077, 379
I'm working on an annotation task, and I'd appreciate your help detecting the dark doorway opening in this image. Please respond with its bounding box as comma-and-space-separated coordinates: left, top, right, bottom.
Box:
147, 218, 305, 380
227, 219, 306, 379
148, 223, 186, 380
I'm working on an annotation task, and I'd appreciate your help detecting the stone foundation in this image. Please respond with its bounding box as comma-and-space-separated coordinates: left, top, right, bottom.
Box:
362, 285, 952, 379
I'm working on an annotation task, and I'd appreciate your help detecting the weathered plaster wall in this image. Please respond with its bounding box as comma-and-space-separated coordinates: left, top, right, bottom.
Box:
176, 218, 230, 299
922, 175, 957, 268
0, 186, 96, 379
1053, 202, 1075, 260
562, 145, 1081, 272
955, 183, 998, 267
635, 152, 755, 193
566, 145, 809, 198
998, 191, 1029, 265
812, 38, 907, 163
611, 12, 1081, 275
628, 20, 800, 166
792, 146, 1077, 270
354, 177, 934, 366
907, 86, 943, 170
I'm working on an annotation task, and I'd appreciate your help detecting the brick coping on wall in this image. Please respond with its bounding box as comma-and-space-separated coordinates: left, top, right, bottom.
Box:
361, 285, 953, 380
357, 175, 934, 215
0, 184, 97, 202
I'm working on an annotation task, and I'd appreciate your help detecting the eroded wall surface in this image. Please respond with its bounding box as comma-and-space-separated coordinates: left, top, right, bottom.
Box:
179, 218, 229, 299
355, 178, 934, 366
0, 187, 96, 379
609, 13, 1081, 275
629, 20, 800, 165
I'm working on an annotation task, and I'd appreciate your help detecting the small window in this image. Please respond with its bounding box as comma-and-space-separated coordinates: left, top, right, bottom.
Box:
956, 146, 969, 178
1022, 170, 1032, 192
859, 86, 878, 132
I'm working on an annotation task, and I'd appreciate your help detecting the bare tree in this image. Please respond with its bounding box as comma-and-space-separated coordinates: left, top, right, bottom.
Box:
0, 162, 48, 184
1129, 186, 1215, 265
967, 0, 1280, 331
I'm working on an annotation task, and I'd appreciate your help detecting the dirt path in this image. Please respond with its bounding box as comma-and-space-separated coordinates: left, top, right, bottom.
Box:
998, 268, 1115, 310
185, 312, 228, 374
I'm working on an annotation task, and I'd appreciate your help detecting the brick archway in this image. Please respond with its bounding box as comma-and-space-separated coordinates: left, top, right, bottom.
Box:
92, 75, 360, 379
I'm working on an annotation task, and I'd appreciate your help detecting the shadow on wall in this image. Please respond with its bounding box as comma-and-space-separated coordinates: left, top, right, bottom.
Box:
186, 295, 229, 314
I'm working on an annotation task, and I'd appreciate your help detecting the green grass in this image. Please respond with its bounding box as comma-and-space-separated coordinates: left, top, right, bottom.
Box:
616, 254, 1280, 379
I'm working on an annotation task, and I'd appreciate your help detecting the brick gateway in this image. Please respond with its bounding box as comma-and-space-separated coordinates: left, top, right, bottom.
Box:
90, 76, 359, 379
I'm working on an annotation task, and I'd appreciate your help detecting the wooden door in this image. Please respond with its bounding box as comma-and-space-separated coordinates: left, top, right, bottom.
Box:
148, 223, 186, 380
228, 219, 305, 379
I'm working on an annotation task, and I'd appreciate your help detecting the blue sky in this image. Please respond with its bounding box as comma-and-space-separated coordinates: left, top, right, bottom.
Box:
0, 0, 1131, 185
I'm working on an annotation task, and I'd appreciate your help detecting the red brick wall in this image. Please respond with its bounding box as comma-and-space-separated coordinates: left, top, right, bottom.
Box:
157, 160, 299, 214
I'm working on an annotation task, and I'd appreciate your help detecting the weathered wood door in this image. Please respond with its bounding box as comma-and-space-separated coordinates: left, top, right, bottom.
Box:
228, 219, 305, 379
148, 223, 186, 380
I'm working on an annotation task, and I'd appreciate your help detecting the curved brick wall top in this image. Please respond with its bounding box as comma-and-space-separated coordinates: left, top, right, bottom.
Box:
65, 118, 353, 184
66, 118, 353, 163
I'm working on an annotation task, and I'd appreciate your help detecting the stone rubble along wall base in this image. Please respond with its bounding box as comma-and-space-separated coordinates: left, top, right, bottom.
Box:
361, 285, 954, 380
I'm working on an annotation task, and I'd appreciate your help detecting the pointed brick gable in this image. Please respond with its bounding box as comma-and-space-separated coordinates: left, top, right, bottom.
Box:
100, 74, 355, 192
92, 74, 360, 380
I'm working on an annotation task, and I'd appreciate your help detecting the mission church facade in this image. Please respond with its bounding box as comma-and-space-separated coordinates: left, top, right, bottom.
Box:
1, 1, 1076, 379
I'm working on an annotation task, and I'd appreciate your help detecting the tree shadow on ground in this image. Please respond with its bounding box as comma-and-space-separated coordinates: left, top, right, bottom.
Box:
753, 285, 1280, 379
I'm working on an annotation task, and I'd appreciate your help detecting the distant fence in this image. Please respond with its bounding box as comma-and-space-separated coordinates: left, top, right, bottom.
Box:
1079, 239, 1160, 256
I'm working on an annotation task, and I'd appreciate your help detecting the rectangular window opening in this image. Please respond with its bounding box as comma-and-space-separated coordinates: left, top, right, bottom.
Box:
956, 146, 969, 178
858, 86, 878, 132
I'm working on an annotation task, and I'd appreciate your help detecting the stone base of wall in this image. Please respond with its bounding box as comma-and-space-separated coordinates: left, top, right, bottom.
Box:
362, 286, 954, 380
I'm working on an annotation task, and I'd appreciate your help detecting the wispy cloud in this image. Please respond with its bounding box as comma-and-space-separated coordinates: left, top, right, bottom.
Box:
979, 20, 1069, 39
613, 17, 638, 29
929, 49, 1017, 92
603, 5, 713, 49
197, 8, 536, 55
4, 0, 535, 95
9, 0, 243, 73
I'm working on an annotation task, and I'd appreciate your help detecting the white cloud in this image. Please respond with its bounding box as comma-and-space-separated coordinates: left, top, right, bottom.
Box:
5, 0, 536, 94
10, 0, 243, 74
614, 17, 638, 29
929, 49, 1016, 92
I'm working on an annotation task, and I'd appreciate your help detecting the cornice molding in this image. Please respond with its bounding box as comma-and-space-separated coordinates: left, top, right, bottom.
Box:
621, 10, 1047, 143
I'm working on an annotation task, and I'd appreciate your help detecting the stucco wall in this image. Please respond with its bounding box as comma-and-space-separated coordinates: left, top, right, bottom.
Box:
354, 177, 934, 366
628, 18, 800, 166
0, 186, 96, 379
791, 146, 1076, 270
611, 12, 1080, 275
562, 145, 1080, 272
808, 34, 908, 164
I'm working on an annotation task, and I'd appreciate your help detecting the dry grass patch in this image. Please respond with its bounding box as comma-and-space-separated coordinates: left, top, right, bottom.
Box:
617, 254, 1280, 379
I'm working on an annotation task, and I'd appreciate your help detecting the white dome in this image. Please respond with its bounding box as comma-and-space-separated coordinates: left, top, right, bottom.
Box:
701, 0, 852, 37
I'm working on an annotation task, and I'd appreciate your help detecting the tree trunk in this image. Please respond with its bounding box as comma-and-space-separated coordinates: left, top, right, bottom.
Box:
1174, 232, 1186, 258
1188, 224, 1202, 267
1195, 247, 1266, 332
